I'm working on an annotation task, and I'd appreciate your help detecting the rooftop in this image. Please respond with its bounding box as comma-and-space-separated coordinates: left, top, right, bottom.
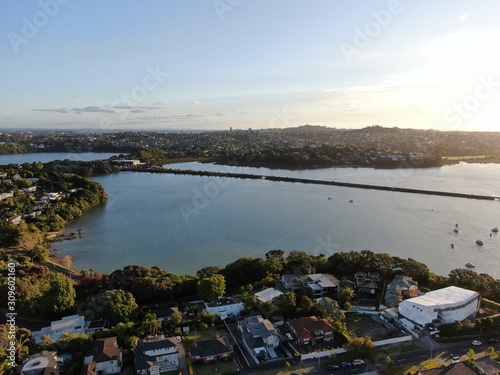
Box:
405, 286, 478, 307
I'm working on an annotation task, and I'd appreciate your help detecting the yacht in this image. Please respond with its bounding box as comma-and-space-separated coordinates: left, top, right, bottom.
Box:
476, 240, 484, 246
450, 243, 455, 248
454, 228, 459, 233
465, 262, 475, 268
492, 227, 499, 233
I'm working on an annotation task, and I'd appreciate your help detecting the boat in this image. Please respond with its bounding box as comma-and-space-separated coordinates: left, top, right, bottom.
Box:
465, 262, 475, 268
455, 223, 459, 228
454, 228, 459, 233
450, 243, 454, 248
492, 227, 499, 233
328, 197, 332, 200
476, 240, 484, 246
349, 200, 354, 203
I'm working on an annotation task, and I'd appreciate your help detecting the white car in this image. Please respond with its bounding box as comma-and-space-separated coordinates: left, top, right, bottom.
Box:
176, 336, 182, 343
352, 359, 365, 366
471, 340, 482, 346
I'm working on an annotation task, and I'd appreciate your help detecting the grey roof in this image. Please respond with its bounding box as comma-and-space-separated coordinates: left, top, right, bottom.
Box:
190, 337, 232, 359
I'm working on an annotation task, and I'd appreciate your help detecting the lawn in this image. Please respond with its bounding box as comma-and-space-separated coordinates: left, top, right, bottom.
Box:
193, 360, 239, 375
345, 314, 395, 340
185, 328, 229, 342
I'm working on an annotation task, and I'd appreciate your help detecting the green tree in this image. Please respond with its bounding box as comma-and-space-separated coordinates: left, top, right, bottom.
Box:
197, 274, 226, 301
141, 313, 162, 336
81, 289, 138, 326
345, 336, 375, 359
42, 273, 76, 317
315, 297, 345, 321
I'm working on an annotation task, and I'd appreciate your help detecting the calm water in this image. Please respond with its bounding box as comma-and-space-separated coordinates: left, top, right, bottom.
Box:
50, 162, 500, 278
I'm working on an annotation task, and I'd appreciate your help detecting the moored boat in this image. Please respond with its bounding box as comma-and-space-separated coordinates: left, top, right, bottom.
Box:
476, 240, 484, 245
466, 262, 475, 268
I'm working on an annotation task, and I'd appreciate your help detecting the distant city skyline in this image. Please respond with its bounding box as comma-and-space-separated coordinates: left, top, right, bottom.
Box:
1, 1, 500, 132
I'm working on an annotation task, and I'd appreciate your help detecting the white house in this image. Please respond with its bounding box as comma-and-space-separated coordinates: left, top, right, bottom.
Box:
206, 297, 244, 320
20, 351, 60, 375
255, 288, 283, 303
134, 336, 179, 374
32, 315, 86, 343
399, 286, 480, 327
82, 336, 122, 375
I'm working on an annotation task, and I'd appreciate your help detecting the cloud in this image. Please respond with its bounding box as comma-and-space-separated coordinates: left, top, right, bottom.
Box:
33, 108, 69, 114
192, 100, 200, 105
154, 101, 171, 106
459, 13, 469, 21
71, 106, 116, 114
214, 113, 223, 116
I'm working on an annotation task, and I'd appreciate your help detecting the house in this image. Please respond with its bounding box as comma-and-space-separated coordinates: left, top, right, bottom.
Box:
353, 271, 379, 296
288, 316, 335, 345
32, 315, 86, 344
0, 192, 14, 201
81, 336, 122, 375
134, 336, 179, 374
255, 288, 283, 303
384, 275, 419, 308
189, 337, 233, 364
302, 274, 340, 299
206, 297, 244, 320
280, 273, 340, 298
281, 274, 304, 292
6, 214, 22, 225
151, 306, 180, 322
238, 315, 280, 363
184, 300, 207, 316
85, 320, 110, 334
399, 286, 480, 328
20, 351, 60, 375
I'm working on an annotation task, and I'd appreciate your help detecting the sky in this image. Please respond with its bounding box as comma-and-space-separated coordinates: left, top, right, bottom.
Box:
1, 0, 500, 132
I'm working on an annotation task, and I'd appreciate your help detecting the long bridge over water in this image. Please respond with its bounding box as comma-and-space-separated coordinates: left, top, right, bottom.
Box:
123, 167, 500, 202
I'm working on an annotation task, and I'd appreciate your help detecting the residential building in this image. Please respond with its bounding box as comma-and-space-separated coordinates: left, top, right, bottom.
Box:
417, 361, 482, 374
134, 336, 179, 374
81, 336, 122, 375
399, 286, 480, 327
189, 337, 233, 364
302, 274, 340, 298
384, 275, 419, 308
281, 274, 304, 292
20, 351, 60, 375
238, 315, 280, 363
206, 297, 244, 320
32, 315, 86, 344
31, 315, 107, 343
353, 271, 380, 296
288, 316, 335, 345
255, 288, 283, 303
280, 273, 340, 298
151, 306, 180, 322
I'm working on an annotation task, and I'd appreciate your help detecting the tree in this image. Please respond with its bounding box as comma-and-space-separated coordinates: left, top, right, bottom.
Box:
196, 266, 221, 278
197, 274, 226, 301
41, 273, 76, 317
81, 289, 138, 326
315, 297, 345, 321
345, 336, 375, 359
274, 292, 296, 316
141, 313, 162, 336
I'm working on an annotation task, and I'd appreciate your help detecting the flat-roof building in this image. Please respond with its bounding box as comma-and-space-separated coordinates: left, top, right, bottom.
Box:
399, 286, 480, 327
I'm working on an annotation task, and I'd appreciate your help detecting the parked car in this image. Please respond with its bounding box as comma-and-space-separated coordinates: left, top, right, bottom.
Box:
327, 364, 339, 370
471, 340, 482, 346
352, 359, 365, 366
487, 338, 498, 343
341, 361, 352, 368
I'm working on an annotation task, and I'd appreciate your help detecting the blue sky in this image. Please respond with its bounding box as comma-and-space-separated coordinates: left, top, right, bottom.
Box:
1, 0, 500, 131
